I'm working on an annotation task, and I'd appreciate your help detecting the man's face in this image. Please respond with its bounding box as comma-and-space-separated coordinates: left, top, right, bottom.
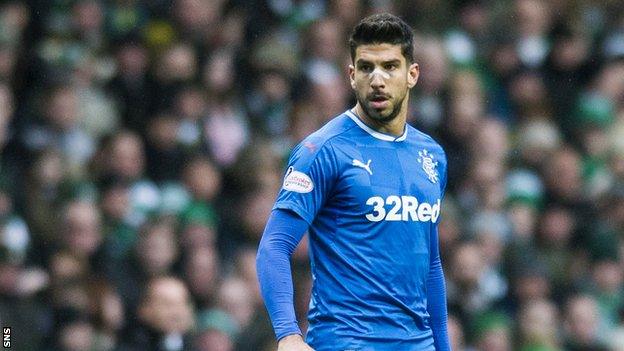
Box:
349, 43, 418, 122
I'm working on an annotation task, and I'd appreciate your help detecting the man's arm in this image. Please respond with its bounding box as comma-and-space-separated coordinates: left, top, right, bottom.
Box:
256, 208, 314, 350
426, 224, 450, 351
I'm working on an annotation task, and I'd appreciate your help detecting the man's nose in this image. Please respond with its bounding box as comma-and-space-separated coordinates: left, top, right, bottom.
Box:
370, 69, 386, 89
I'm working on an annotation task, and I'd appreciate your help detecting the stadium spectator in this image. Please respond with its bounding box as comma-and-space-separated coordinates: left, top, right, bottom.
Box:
109, 217, 179, 318
183, 246, 221, 311
118, 276, 195, 351
562, 294, 609, 351
517, 298, 561, 351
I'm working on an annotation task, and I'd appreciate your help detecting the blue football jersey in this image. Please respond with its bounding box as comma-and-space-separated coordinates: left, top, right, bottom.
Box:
273, 110, 447, 351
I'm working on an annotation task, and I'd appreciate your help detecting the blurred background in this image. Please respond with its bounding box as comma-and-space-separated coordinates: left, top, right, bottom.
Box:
0, 0, 622, 350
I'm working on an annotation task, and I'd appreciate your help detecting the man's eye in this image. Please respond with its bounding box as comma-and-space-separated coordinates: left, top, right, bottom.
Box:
360, 65, 372, 72
385, 64, 397, 70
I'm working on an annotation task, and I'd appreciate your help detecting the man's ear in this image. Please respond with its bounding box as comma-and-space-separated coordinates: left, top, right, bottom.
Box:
349, 64, 356, 89
407, 63, 419, 88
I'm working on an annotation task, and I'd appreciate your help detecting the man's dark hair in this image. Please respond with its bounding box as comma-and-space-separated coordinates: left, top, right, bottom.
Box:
349, 13, 414, 63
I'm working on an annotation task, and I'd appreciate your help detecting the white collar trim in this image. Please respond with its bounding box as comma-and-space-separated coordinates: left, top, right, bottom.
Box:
346, 110, 408, 142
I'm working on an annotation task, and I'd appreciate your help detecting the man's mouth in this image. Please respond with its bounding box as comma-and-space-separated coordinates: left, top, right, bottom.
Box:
369, 95, 390, 109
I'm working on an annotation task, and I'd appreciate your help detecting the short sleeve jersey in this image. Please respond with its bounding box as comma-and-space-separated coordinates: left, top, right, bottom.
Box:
274, 110, 447, 351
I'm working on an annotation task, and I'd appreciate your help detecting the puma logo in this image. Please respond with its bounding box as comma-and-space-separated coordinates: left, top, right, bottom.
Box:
352, 159, 372, 175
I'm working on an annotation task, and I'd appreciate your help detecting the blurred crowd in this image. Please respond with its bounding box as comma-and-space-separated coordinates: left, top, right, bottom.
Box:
0, 0, 623, 350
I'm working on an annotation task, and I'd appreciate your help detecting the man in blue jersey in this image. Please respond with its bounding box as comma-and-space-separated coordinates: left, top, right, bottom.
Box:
256, 13, 450, 351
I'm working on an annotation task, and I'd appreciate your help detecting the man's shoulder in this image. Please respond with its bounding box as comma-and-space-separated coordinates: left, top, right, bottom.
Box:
298, 112, 357, 152
406, 124, 446, 160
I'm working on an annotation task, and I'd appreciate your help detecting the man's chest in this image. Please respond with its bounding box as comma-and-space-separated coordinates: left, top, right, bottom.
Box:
329, 144, 442, 223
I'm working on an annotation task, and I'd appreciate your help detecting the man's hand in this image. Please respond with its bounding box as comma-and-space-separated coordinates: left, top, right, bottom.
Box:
278, 334, 315, 350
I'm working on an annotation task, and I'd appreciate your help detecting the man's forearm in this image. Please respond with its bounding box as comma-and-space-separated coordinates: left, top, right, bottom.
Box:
256, 209, 309, 340
426, 254, 450, 351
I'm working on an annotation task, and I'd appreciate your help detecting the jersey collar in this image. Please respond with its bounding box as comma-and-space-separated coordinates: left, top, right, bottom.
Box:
346, 110, 408, 142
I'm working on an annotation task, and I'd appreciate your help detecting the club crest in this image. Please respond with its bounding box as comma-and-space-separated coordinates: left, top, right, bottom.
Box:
417, 149, 439, 184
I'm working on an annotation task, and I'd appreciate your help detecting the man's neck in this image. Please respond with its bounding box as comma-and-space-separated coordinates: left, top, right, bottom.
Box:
353, 104, 406, 137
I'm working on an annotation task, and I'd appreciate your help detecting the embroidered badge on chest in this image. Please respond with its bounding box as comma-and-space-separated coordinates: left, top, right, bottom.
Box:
417, 149, 439, 184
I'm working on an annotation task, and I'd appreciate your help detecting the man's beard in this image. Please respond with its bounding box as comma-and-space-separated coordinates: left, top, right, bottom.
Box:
357, 91, 406, 124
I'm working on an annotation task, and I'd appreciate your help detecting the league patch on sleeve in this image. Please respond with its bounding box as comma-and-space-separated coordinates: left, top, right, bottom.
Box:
283, 166, 314, 193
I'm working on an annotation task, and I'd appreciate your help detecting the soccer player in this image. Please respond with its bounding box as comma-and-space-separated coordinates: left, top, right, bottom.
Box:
256, 13, 450, 351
